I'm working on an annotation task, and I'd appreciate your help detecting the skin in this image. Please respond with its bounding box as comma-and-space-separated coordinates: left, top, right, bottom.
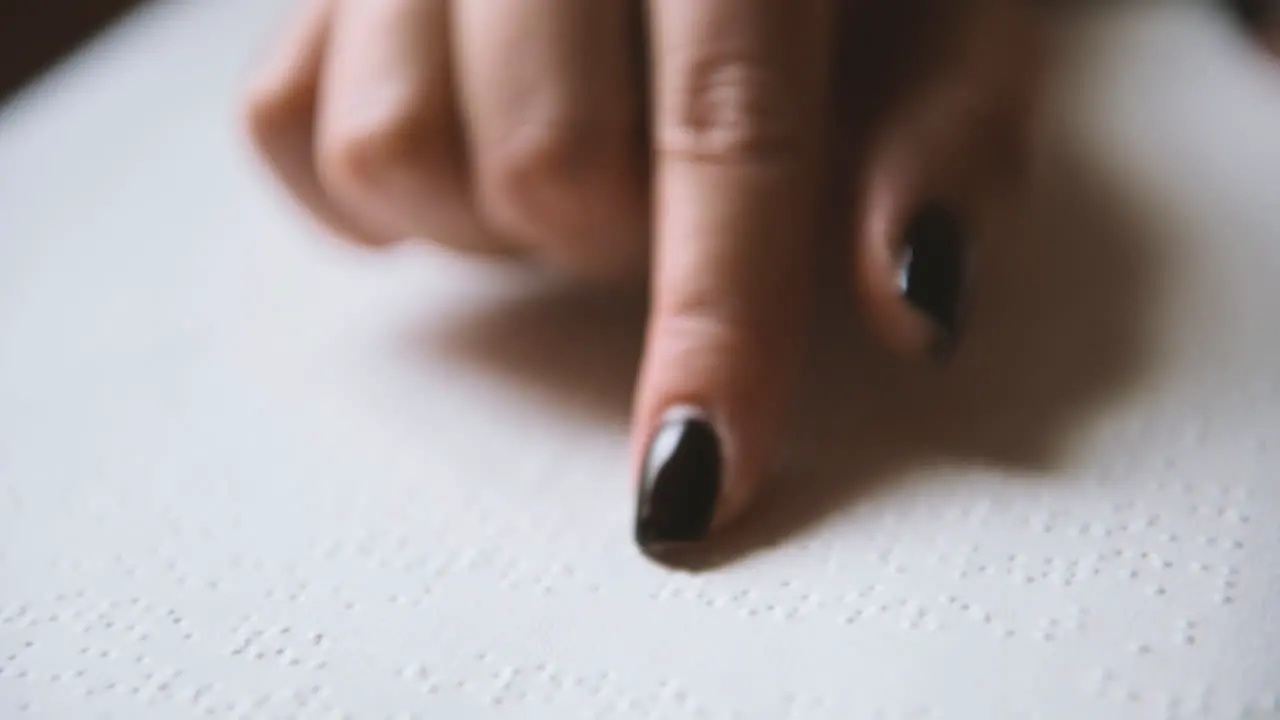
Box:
242, 0, 1046, 540
850, 0, 1040, 362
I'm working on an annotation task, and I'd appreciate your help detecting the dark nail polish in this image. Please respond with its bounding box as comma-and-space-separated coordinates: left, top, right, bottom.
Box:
635, 409, 722, 553
1230, 0, 1277, 28
899, 204, 969, 359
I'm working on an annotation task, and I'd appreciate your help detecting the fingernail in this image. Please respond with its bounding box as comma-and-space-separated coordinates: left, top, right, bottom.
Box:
899, 204, 970, 360
1230, 0, 1277, 28
635, 407, 722, 554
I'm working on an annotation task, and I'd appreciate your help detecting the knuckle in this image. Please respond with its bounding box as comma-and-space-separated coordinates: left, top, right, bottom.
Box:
317, 112, 413, 198
317, 100, 449, 199
482, 118, 630, 236
658, 56, 805, 165
241, 76, 305, 152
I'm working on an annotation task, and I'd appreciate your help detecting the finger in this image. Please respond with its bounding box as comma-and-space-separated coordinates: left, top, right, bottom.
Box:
851, 0, 1043, 361
315, 0, 507, 254
631, 0, 834, 555
243, 0, 385, 245
454, 0, 649, 280
1230, 0, 1280, 56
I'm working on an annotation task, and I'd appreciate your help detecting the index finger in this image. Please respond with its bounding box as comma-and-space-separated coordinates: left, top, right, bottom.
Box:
631, 0, 834, 554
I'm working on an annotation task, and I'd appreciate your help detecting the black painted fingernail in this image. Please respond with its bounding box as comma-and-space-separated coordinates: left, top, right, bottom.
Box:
1230, 0, 1277, 28
899, 203, 969, 360
635, 408, 722, 553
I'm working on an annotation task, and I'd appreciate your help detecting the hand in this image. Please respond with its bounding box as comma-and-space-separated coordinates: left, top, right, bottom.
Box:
243, 0, 1043, 558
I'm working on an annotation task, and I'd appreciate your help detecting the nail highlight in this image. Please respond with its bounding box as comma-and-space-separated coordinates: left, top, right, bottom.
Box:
899, 204, 969, 359
635, 408, 722, 554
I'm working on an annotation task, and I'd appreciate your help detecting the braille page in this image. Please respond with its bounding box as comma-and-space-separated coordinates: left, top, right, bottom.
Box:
1, 1, 1277, 718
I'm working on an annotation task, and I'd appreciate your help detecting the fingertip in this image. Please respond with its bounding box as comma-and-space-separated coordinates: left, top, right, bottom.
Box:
1231, 0, 1277, 29
633, 404, 722, 555
851, 127, 968, 363
849, 9, 1041, 365
1231, 0, 1280, 56
632, 401, 773, 563
856, 187, 975, 363
630, 309, 796, 559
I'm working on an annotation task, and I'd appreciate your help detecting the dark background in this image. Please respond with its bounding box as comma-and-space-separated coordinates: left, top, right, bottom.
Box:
0, 0, 142, 100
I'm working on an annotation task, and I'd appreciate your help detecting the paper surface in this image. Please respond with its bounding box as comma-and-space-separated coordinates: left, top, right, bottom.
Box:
1, 2, 1278, 718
